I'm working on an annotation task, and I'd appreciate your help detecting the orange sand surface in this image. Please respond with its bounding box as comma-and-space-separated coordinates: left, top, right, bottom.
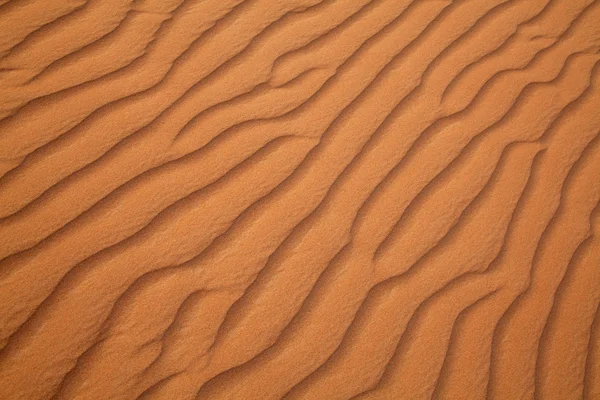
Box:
1, 0, 600, 399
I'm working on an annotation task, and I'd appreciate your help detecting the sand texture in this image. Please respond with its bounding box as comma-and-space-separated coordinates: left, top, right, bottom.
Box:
1, 0, 600, 399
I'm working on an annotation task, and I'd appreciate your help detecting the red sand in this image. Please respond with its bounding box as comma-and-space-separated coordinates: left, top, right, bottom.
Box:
1, 0, 600, 398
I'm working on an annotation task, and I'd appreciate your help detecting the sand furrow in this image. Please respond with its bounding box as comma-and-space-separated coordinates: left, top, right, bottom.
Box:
2, 0, 600, 399
0, 0, 416, 250
0, 0, 446, 350
283, 141, 543, 400
535, 201, 600, 399
349, 145, 545, 399
584, 299, 600, 400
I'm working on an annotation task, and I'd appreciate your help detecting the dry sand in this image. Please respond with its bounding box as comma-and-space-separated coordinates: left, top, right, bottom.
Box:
1, 0, 600, 399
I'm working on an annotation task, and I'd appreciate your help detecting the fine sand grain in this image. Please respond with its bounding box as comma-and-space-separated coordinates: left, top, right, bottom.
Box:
1, 0, 600, 399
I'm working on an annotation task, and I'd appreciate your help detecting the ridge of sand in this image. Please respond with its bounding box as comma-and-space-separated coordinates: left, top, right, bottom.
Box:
1, 0, 600, 399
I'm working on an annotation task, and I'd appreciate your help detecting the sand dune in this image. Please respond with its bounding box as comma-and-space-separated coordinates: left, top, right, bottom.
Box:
1, 0, 600, 398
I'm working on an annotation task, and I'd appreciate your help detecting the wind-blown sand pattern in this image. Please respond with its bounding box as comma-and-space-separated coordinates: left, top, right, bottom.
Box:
1, 0, 600, 398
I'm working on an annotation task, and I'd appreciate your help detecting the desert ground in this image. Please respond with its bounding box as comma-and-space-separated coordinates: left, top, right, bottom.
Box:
1, 0, 600, 399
